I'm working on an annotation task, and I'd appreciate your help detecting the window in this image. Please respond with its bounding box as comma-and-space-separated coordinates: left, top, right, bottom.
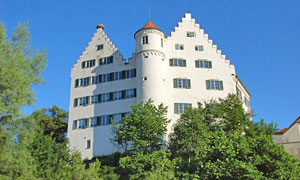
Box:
91, 76, 98, 84
244, 97, 250, 108
96, 44, 103, 51
99, 56, 113, 65
79, 119, 89, 129
161, 38, 163, 47
128, 69, 136, 78
195, 45, 204, 51
82, 60, 95, 69
79, 96, 89, 106
187, 31, 196, 37
113, 114, 122, 124
86, 140, 91, 149
206, 80, 223, 90
195, 60, 212, 69
75, 79, 79, 88
91, 117, 100, 127
175, 44, 184, 50
91, 95, 98, 104
142, 36, 148, 44
174, 103, 192, 114
101, 116, 110, 126
113, 91, 123, 100
169, 59, 186, 67
101, 93, 110, 103
80, 77, 90, 87
236, 87, 242, 100
73, 98, 78, 107
72, 120, 78, 130
125, 89, 135, 98
173, 78, 191, 89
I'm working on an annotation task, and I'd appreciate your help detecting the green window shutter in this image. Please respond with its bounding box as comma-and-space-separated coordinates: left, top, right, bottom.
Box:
174, 103, 179, 114
122, 90, 126, 99
183, 60, 186, 67
206, 80, 210, 90
195, 60, 199, 68
209, 61, 212, 68
99, 75, 102, 83
219, 81, 223, 90
97, 94, 101, 103
173, 79, 178, 88
74, 98, 78, 107
169, 59, 173, 66
187, 79, 191, 89
134, 89, 137, 97
86, 77, 90, 85
109, 92, 113, 101
110, 73, 114, 81
199, 45, 204, 51
75, 79, 79, 87
85, 96, 89, 105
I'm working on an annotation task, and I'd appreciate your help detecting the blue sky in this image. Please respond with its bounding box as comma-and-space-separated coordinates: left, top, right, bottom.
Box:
1, 0, 299, 130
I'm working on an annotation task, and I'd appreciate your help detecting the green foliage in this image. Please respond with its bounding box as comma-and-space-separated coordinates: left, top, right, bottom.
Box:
113, 100, 169, 154
119, 150, 175, 180
29, 105, 68, 143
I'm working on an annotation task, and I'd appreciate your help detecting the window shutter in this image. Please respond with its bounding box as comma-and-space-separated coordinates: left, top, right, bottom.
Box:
174, 103, 179, 114
122, 71, 125, 79
220, 81, 223, 90
134, 69, 136, 77
209, 61, 212, 68
75, 79, 79, 87
74, 98, 78, 107
82, 62, 85, 68
195, 60, 199, 68
85, 96, 89, 105
86, 77, 90, 85
169, 59, 173, 66
183, 60, 186, 67
109, 92, 113, 101
110, 56, 113, 63
173, 79, 178, 88
99, 75, 102, 83
110, 73, 114, 81
206, 80, 210, 90
187, 79, 191, 89
97, 94, 101, 103
134, 89, 137, 97
85, 119, 89, 128
122, 90, 126, 99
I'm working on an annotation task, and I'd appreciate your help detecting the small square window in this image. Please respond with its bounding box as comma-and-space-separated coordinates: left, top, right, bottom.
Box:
195, 45, 204, 51
97, 44, 103, 51
175, 44, 184, 50
187, 32, 196, 37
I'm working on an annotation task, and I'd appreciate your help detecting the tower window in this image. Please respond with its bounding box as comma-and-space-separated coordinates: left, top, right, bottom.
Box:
195, 45, 204, 51
142, 36, 148, 44
175, 44, 184, 50
187, 31, 196, 37
96, 44, 103, 51
87, 140, 91, 149
161, 38, 163, 47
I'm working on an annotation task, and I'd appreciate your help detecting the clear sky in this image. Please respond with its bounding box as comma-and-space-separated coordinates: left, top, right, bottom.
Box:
1, 0, 299, 130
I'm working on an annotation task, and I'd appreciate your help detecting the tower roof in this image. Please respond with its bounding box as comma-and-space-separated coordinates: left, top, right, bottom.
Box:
134, 21, 165, 38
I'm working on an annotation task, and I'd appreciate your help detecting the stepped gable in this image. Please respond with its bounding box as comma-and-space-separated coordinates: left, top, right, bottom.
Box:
168, 13, 234, 69
72, 24, 123, 70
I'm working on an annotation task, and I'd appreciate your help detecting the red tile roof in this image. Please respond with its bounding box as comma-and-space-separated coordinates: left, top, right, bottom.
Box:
276, 116, 300, 135
141, 21, 159, 30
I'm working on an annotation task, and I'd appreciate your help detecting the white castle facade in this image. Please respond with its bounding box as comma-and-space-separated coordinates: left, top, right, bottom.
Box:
68, 13, 251, 159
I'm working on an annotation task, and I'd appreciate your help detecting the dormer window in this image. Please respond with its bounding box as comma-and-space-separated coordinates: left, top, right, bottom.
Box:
142, 36, 148, 44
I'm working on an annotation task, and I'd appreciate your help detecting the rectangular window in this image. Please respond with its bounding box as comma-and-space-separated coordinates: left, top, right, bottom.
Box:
113, 91, 123, 100
96, 44, 103, 51
101, 93, 110, 103
81, 61, 86, 68
79, 119, 89, 129
142, 36, 148, 44
72, 120, 78, 130
91, 76, 98, 84
195, 45, 204, 51
161, 38, 163, 47
73, 98, 78, 107
101, 74, 107, 83
236, 87, 242, 100
244, 97, 250, 108
86, 140, 91, 149
79, 96, 89, 106
75, 79, 79, 88
125, 89, 135, 98
169, 59, 186, 67
173, 78, 191, 89
187, 31, 196, 37
91, 117, 100, 127
195, 60, 212, 69
82, 60, 95, 68
206, 80, 223, 90
101, 116, 110, 126
175, 44, 184, 50
99, 56, 113, 65
91, 95, 98, 104
174, 103, 192, 114
113, 114, 122, 124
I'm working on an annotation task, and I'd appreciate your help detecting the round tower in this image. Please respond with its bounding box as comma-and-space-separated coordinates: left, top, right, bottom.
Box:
134, 21, 167, 106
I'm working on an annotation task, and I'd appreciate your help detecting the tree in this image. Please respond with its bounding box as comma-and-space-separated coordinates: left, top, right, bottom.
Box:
170, 94, 300, 179
113, 100, 169, 154
29, 105, 68, 143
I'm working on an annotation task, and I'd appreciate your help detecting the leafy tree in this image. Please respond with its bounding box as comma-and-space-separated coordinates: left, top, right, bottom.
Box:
29, 105, 68, 143
170, 94, 300, 179
113, 100, 169, 154
119, 150, 175, 180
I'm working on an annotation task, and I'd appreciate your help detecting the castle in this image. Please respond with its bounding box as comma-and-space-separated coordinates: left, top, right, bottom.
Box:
67, 13, 251, 159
